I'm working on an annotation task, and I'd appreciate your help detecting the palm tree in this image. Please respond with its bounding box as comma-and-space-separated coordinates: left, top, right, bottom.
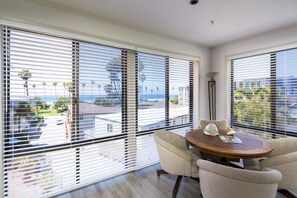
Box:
18, 69, 32, 96
98, 84, 101, 96
91, 80, 95, 103
53, 82, 58, 100
150, 89, 153, 95
63, 82, 72, 100
156, 86, 159, 93
32, 84, 36, 98
139, 74, 146, 99
145, 87, 148, 100
14, 102, 34, 133
42, 82, 47, 101
82, 83, 86, 102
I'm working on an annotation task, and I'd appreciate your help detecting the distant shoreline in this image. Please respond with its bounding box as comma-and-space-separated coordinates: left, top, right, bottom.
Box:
38, 94, 177, 102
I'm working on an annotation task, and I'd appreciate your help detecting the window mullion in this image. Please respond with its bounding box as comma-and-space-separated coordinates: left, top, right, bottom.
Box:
270, 53, 276, 133
189, 61, 194, 130
165, 56, 170, 128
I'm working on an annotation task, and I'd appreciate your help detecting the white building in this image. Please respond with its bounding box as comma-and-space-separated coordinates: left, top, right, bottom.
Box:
87, 106, 189, 138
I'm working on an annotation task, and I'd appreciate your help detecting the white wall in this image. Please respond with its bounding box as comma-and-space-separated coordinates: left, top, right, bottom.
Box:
0, 0, 211, 121
211, 25, 297, 120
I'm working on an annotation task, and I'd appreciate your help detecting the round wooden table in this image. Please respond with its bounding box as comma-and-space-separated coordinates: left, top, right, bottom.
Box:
186, 129, 273, 159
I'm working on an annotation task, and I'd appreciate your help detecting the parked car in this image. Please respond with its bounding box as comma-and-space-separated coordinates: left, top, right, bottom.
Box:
56, 119, 64, 125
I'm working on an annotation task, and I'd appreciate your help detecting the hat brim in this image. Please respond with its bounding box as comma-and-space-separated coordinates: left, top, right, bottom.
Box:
203, 130, 219, 136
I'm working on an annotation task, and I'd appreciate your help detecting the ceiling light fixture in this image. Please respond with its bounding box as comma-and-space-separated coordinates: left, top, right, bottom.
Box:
189, 0, 199, 5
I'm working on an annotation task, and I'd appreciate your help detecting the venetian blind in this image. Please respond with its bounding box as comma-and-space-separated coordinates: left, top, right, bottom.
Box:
1, 25, 196, 197
135, 52, 194, 168
231, 48, 297, 137
1, 27, 135, 198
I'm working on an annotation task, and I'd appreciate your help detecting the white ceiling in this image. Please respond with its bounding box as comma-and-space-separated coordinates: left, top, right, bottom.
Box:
40, 0, 297, 47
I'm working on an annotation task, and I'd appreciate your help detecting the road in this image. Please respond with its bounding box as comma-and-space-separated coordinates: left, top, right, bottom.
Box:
31, 114, 70, 145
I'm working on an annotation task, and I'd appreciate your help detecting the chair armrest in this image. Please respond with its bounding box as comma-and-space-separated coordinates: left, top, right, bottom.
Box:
160, 143, 192, 162
154, 130, 189, 150
260, 151, 297, 168
197, 159, 282, 184
268, 138, 297, 157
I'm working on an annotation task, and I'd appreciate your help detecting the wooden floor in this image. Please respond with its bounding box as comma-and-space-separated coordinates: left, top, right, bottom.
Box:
55, 163, 295, 198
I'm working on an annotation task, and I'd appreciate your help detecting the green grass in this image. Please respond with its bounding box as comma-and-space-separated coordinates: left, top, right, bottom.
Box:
38, 108, 59, 116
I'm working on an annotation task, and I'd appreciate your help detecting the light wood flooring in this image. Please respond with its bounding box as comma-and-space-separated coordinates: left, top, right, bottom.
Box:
55, 163, 295, 198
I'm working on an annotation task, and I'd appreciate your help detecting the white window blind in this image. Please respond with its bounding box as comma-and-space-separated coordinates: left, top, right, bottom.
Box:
169, 58, 192, 127
135, 52, 194, 168
231, 48, 297, 137
1, 26, 196, 197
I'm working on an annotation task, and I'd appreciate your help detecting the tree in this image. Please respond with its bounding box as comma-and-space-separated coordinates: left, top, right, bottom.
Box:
98, 84, 101, 95
234, 87, 271, 128
42, 82, 47, 101
53, 82, 58, 100
18, 69, 32, 96
32, 84, 36, 98
106, 57, 122, 98
105, 57, 145, 101
104, 84, 114, 95
14, 101, 36, 132
82, 83, 85, 102
35, 97, 49, 110
91, 80, 95, 103
139, 73, 146, 99
103, 83, 119, 104
54, 97, 70, 111
145, 87, 148, 99
63, 82, 72, 97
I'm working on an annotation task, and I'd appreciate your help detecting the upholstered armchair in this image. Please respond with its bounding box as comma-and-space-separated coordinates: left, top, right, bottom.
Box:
197, 159, 282, 198
260, 138, 297, 198
199, 120, 232, 134
153, 130, 201, 198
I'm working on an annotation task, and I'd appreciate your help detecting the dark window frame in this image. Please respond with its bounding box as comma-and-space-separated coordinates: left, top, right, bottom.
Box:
230, 49, 297, 137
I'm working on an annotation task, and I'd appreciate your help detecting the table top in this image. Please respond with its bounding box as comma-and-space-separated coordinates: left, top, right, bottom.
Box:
185, 129, 273, 159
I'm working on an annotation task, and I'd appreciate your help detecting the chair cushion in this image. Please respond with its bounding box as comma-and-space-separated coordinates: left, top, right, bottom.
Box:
200, 120, 229, 133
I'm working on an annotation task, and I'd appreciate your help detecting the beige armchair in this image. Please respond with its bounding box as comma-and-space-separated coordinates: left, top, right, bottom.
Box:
199, 120, 232, 134
153, 130, 201, 198
260, 138, 297, 198
197, 159, 282, 198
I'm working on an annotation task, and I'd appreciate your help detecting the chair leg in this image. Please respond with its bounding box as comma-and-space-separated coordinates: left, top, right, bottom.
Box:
278, 189, 297, 198
190, 177, 200, 182
156, 169, 168, 177
172, 176, 183, 198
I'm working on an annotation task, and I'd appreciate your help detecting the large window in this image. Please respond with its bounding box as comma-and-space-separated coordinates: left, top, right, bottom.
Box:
231, 48, 297, 136
1, 26, 196, 197
137, 53, 193, 132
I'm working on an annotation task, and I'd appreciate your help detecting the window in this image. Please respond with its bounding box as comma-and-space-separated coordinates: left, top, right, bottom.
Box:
231, 48, 297, 136
1, 26, 196, 197
137, 53, 193, 132
78, 42, 123, 139
107, 124, 113, 133
137, 52, 166, 131
169, 58, 192, 127
135, 53, 193, 168
1, 27, 131, 197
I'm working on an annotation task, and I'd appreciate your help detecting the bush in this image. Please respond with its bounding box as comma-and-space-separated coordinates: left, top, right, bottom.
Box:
170, 96, 178, 105
95, 97, 121, 107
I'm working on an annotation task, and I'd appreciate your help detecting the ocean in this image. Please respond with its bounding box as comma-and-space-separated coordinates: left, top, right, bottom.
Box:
40, 94, 177, 103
